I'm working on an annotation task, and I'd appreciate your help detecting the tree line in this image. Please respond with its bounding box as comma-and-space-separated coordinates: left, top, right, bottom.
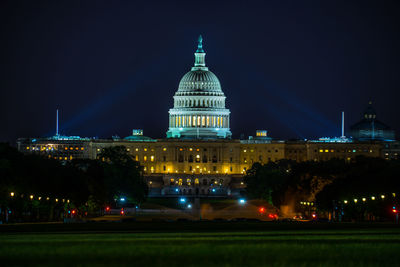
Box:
244, 156, 400, 221
0, 143, 147, 223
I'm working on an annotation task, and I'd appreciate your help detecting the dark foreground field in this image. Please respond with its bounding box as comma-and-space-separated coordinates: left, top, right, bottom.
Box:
1, 222, 400, 266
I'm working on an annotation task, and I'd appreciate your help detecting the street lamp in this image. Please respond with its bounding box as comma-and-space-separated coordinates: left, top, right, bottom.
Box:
10, 192, 14, 197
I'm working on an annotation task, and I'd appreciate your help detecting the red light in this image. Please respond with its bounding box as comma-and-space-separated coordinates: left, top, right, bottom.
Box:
393, 209, 397, 213
259, 207, 265, 213
120, 209, 124, 215
312, 214, 316, 218
71, 210, 76, 214
105, 206, 110, 211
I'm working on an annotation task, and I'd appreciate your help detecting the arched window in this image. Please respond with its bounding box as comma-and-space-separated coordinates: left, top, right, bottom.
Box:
202, 179, 208, 186
202, 155, 208, 163
188, 155, 193, 162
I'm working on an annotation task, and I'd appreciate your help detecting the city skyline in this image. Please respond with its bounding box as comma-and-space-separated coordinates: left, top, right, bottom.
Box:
1, 0, 400, 142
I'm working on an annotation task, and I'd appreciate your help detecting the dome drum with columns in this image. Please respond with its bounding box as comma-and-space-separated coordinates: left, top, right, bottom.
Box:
167, 35, 232, 139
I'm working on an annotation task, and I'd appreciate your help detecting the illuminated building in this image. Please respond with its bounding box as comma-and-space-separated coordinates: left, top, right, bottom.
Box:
350, 102, 395, 141
16, 36, 396, 198
166, 35, 231, 139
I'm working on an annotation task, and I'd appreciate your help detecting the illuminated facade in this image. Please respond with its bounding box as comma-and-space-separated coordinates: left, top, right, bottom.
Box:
16, 36, 397, 198
166, 35, 231, 139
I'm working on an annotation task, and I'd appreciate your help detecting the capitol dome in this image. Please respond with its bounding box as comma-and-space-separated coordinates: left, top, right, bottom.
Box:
177, 70, 222, 92
166, 35, 231, 139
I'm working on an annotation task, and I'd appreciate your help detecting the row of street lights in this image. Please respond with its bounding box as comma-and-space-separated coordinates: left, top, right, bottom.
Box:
10, 192, 70, 203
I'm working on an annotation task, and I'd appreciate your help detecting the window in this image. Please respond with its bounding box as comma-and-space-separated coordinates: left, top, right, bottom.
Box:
189, 155, 193, 162
178, 154, 184, 162
203, 155, 208, 163
230, 157, 233, 163
150, 156, 154, 162
144, 156, 147, 161
163, 166, 166, 171
189, 166, 193, 171
230, 166, 233, 172
212, 155, 217, 163
196, 155, 200, 162
203, 179, 208, 185
195, 178, 199, 185
213, 166, 217, 171
163, 156, 166, 162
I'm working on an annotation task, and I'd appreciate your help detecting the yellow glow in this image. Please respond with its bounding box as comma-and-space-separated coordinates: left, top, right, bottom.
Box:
144, 148, 147, 151
206, 116, 209, 126
135, 148, 139, 151
195, 178, 199, 184
46, 197, 50, 201
150, 156, 154, 162
10, 192, 14, 197
170, 178, 174, 183
188, 116, 191, 126
393, 193, 396, 197
67, 199, 70, 203
144, 156, 147, 161
178, 178, 182, 186
362, 198, 366, 202
344, 200, 348, 204
30, 195, 34, 200
38, 197, 41, 200
197, 116, 201, 126
196, 154, 200, 158
324, 149, 329, 153
217, 116, 220, 127
193, 116, 196, 126
381, 195, 385, 199
150, 166, 154, 173
163, 147, 167, 151
81, 147, 84, 150
55, 198, 58, 202
189, 148, 193, 151
354, 199, 358, 203
371, 196, 375, 200
243, 150, 247, 152
26, 146, 30, 150
319, 149, 323, 152
149, 181, 153, 184
65, 147, 68, 150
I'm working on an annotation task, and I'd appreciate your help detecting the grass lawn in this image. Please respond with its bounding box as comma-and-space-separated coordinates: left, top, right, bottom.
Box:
1, 223, 400, 266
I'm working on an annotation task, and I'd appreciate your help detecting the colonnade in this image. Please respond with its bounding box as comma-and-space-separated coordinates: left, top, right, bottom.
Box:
169, 115, 229, 128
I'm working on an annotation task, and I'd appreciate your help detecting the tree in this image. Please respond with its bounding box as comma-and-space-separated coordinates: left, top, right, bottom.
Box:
99, 146, 148, 205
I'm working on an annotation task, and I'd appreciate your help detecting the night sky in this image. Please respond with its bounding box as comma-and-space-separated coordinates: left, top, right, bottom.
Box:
1, 0, 400, 142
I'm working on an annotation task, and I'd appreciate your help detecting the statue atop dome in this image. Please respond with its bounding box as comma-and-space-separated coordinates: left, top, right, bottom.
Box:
196, 35, 204, 53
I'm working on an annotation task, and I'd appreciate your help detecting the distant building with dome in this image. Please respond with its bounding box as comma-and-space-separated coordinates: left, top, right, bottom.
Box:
167, 35, 231, 139
16, 36, 398, 198
350, 102, 395, 141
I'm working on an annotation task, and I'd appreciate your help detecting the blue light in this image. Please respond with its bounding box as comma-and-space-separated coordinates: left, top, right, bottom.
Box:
212, 188, 216, 192
187, 204, 192, 209
239, 198, 246, 204
180, 198, 186, 203
120, 197, 125, 202
175, 188, 179, 192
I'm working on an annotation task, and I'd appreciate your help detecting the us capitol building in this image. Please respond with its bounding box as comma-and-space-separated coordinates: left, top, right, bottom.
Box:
17, 36, 398, 198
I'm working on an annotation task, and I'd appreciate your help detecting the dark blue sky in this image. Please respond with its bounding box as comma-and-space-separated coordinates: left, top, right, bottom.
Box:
1, 0, 399, 142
